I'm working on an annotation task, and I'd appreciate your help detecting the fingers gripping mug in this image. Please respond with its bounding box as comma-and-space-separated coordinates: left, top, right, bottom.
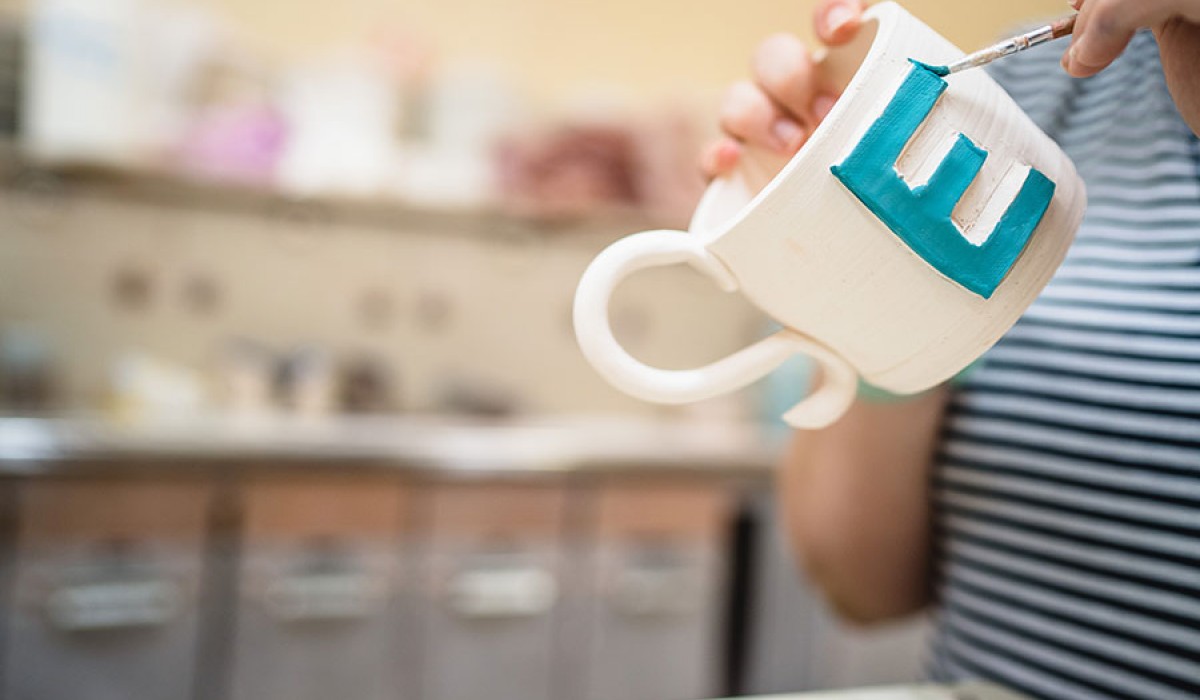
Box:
574, 2, 1086, 429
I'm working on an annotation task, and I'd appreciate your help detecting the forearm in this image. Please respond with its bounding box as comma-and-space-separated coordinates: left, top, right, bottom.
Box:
778, 386, 949, 625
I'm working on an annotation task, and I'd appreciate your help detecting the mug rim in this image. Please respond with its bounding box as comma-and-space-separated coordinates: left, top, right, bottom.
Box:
689, 0, 906, 241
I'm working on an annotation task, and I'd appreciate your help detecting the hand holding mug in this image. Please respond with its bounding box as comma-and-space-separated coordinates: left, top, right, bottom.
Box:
703, 0, 869, 180
575, 3, 1086, 429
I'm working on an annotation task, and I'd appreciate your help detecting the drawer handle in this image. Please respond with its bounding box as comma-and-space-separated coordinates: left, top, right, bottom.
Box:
447, 568, 558, 619
45, 579, 182, 631
263, 571, 390, 622
611, 568, 700, 617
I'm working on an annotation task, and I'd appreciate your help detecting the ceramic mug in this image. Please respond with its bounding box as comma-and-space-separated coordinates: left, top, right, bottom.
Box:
574, 1, 1086, 429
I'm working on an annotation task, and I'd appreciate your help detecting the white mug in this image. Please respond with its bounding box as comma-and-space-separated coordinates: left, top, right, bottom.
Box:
574, 2, 1086, 429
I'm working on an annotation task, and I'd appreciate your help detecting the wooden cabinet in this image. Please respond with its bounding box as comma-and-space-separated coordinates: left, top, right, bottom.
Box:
0, 472, 748, 700
2, 478, 212, 700
227, 476, 412, 700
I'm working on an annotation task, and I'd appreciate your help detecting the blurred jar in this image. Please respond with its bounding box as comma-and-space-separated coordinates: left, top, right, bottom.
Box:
276, 50, 399, 197
273, 347, 335, 418
217, 338, 274, 418
0, 326, 56, 412
174, 55, 286, 186
23, 0, 146, 165
108, 351, 207, 423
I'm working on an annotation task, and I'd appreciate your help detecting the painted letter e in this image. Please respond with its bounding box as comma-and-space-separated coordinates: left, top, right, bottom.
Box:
830, 62, 1055, 299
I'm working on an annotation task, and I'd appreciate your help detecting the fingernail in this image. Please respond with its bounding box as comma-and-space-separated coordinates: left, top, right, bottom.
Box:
813, 94, 837, 122
1069, 40, 1103, 71
825, 3, 855, 35
771, 118, 806, 152
716, 141, 741, 173
1064, 44, 1089, 74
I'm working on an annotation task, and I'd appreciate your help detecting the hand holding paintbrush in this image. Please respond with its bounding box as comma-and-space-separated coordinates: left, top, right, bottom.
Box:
1063, 0, 1200, 134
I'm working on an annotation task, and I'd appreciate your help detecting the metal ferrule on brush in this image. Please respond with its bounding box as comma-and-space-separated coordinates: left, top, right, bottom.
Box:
942, 15, 1076, 75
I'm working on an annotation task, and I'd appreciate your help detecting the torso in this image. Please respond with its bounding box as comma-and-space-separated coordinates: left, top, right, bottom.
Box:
926, 31, 1200, 700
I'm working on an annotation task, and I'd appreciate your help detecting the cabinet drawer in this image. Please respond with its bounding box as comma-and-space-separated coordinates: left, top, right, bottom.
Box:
229, 477, 411, 700
241, 476, 410, 542
420, 482, 568, 700
595, 482, 730, 542
4, 478, 211, 700
17, 478, 210, 546
583, 482, 732, 700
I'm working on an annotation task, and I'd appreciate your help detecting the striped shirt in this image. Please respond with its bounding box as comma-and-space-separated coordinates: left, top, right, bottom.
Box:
925, 31, 1200, 699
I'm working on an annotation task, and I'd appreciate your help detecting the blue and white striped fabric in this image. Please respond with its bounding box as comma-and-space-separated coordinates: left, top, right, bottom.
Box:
924, 31, 1200, 699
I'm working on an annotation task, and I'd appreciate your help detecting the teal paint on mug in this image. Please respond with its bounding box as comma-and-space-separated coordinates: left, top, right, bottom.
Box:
830, 60, 1055, 299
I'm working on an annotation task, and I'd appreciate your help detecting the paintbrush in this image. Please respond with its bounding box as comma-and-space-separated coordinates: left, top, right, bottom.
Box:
931, 14, 1077, 76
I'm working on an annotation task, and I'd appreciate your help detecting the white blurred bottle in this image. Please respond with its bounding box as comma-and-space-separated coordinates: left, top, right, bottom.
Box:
397, 61, 523, 207
23, 0, 145, 165
276, 49, 400, 198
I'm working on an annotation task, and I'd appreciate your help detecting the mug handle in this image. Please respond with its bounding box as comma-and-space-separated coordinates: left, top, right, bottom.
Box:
573, 228, 858, 429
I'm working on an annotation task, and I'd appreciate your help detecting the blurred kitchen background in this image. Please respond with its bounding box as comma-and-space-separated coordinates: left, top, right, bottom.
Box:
0, 1, 1061, 699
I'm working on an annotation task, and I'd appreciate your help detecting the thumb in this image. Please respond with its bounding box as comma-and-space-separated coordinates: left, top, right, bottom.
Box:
1066, 0, 1196, 76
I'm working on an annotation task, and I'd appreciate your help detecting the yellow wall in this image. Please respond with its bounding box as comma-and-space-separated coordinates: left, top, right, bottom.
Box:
2, 0, 1068, 104
202, 0, 1068, 104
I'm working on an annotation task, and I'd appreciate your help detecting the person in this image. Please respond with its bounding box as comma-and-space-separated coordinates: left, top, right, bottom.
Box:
703, 1, 1200, 698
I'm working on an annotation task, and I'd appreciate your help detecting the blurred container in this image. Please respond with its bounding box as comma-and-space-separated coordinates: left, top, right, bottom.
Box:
338, 355, 395, 414
273, 347, 335, 418
2, 478, 212, 700
109, 352, 207, 422
0, 16, 23, 138
141, 3, 226, 156
23, 0, 146, 165
276, 50, 399, 197
0, 326, 56, 412
425, 63, 520, 156
175, 99, 286, 186
173, 47, 285, 185
495, 122, 638, 219
396, 63, 521, 207
216, 338, 274, 418
228, 477, 412, 700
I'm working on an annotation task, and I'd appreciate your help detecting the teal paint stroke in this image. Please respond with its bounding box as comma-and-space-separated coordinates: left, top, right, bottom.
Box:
911, 59, 950, 76
830, 60, 1055, 298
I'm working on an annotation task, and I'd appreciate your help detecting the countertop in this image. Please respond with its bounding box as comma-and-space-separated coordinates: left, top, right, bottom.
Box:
0, 414, 784, 479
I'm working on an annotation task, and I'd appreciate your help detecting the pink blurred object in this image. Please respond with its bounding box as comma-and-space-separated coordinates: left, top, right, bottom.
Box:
174, 104, 288, 186
495, 111, 705, 224
496, 125, 639, 219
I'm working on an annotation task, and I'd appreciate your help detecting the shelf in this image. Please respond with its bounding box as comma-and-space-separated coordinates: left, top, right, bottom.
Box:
0, 148, 671, 243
